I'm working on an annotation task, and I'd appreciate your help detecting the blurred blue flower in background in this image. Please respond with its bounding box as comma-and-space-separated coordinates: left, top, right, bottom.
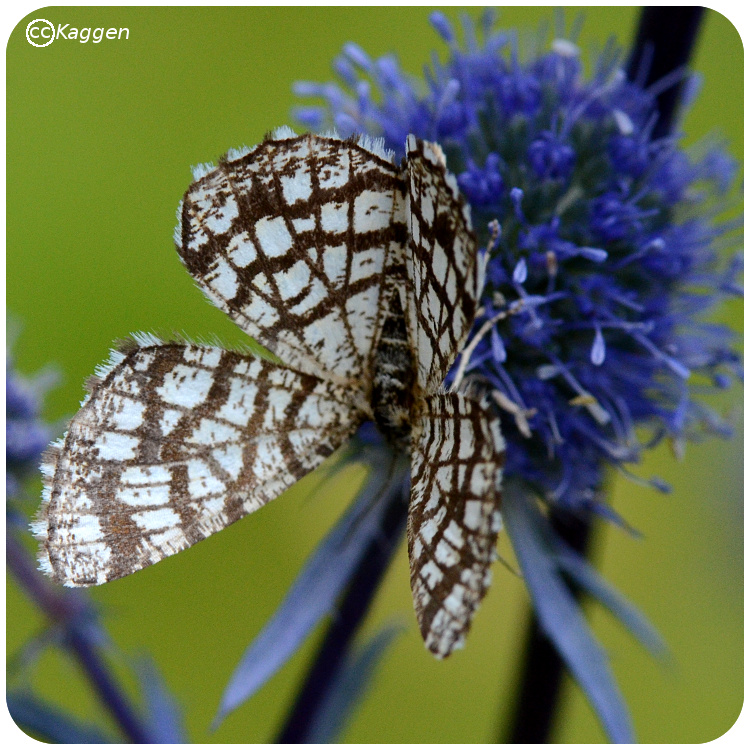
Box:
7, 335, 186, 744
6, 344, 56, 502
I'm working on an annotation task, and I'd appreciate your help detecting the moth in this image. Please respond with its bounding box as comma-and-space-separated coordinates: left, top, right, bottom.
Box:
34, 128, 505, 658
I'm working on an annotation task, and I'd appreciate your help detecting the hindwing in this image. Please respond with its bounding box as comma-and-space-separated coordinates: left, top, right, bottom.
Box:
407, 393, 505, 657
35, 339, 364, 586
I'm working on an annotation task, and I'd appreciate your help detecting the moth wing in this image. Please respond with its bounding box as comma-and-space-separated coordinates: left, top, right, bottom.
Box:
179, 132, 407, 386
407, 392, 505, 658
34, 340, 365, 586
403, 136, 484, 390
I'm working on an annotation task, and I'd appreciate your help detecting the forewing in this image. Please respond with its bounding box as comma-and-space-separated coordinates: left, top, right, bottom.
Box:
407, 393, 505, 658
34, 339, 364, 587
403, 136, 484, 390
178, 132, 407, 385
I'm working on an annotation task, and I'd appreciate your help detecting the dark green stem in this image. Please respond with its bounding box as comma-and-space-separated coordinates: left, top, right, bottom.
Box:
275, 473, 409, 743
626, 6, 705, 140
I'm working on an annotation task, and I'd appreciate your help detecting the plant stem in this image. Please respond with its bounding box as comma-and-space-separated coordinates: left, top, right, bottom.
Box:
503, 507, 594, 743
626, 6, 705, 140
6, 534, 150, 743
502, 7, 705, 743
275, 474, 409, 743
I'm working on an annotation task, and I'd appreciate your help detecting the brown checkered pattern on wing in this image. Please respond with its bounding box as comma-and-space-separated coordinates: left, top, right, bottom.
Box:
38, 132, 506, 662
39, 342, 362, 586
404, 138, 480, 391
407, 393, 505, 658
179, 134, 407, 384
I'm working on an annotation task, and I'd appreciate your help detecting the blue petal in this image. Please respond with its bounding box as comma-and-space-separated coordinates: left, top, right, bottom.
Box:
591, 326, 606, 366
136, 658, 187, 743
306, 622, 405, 743
513, 257, 528, 284
553, 546, 667, 658
343, 42, 372, 71
429, 11, 455, 44
213, 446, 408, 727
503, 482, 635, 743
491, 327, 507, 363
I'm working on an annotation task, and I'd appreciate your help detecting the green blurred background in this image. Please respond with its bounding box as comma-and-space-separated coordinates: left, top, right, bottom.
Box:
7, 6, 743, 743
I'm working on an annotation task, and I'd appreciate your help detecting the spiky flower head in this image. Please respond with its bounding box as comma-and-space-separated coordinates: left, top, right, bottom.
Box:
294, 10, 742, 513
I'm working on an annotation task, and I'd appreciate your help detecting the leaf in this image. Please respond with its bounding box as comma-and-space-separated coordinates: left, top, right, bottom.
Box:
554, 546, 668, 659
8, 691, 113, 743
520, 494, 666, 658
213, 444, 408, 728
503, 482, 635, 743
306, 622, 405, 743
136, 657, 188, 743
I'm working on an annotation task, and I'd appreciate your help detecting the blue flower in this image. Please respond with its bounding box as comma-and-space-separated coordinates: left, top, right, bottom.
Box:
294, 10, 742, 515
6, 350, 56, 500
7, 335, 187, 744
